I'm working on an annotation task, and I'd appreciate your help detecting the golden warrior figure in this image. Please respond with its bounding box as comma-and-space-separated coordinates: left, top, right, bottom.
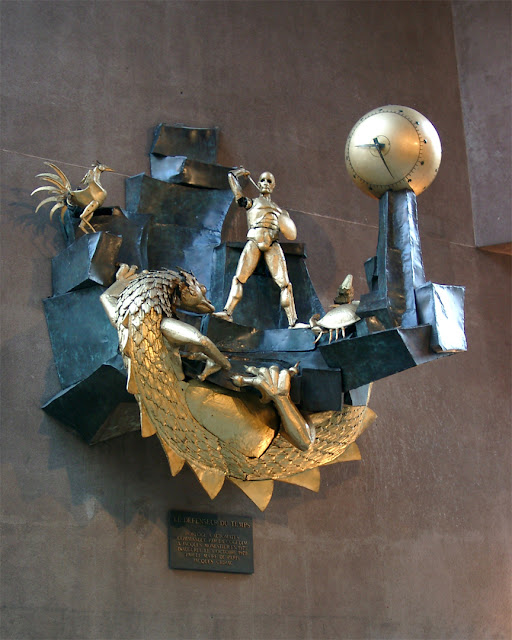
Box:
214, 168, 299, 327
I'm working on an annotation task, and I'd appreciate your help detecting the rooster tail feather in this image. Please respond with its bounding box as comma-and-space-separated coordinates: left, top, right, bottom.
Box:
44, 162, 71, 190
49, 202, 67, 221
35, 196, 61, 214
31, 185, 62, 196
38, 176, 68, 192
35, 172, 68, 186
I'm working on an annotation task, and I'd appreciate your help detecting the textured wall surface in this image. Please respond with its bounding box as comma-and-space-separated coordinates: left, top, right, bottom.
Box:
1, 1, 510, 639
452, 0, 512, 249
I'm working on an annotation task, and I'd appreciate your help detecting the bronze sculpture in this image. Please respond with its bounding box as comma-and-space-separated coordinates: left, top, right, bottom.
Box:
32, 161, 113, 233
214, 168, 299, 327
39, 119, 466, 510
98, 263, 372, 509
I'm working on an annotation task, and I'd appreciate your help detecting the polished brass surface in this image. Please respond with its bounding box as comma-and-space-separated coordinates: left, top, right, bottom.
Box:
232, 364, 314, 451
189, 463, 225, 500
325, 442, 361, 464
280, 468, 321, 492
310, 303, 360, 343
309, 274, 361, 342
101, 265, 374, 508
214, 168, 299, 326
32, 161, 114, 232
160, 439, 186, 476
345, 105, 442, 199
185, 380, 278, 458
229, 478, 274, 512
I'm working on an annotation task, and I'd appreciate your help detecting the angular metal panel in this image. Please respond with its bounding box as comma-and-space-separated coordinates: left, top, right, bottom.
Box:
42, 361, 135, 444
358, 189, 426, 329
205, 315, 316, 353
43, 286, 120, 388
81, 208, 150, 269
125, 174, 233, 233
51, 231, 121, 295
150, 155, 233, 190
415, 282, 467, 352
147, 223, 221, 290
151, 123, 219, 163
320, 325, 438, 391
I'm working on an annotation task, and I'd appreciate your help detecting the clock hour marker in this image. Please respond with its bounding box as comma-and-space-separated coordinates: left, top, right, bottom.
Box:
345, 105, 442, 199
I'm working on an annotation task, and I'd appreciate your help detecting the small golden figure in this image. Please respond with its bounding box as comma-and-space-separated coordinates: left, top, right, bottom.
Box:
32, 161, 113, 233
214, 168, 299, 327
309, 275, 361, 343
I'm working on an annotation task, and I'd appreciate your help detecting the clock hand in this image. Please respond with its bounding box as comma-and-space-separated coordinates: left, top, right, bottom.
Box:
355, 142, 385, 149
373, 137, 394, 178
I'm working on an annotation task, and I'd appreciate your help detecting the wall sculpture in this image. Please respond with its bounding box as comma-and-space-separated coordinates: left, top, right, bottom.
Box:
35, 111, 466, 511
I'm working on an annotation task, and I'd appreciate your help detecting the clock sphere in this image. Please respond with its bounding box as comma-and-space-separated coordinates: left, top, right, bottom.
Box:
345, 105, 442, 199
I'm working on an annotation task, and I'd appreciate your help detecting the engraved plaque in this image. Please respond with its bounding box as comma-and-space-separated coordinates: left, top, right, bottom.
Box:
169, 510, 254, 574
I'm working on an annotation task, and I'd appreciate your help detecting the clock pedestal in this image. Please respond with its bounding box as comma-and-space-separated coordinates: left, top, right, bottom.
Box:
357, 189, 426, 331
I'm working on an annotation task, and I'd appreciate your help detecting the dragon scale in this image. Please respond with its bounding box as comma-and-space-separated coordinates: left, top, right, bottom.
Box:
115, 273, 373, 481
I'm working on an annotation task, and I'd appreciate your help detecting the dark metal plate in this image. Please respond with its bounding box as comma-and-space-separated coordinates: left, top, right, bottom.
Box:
43, 285, 120, 389
52, 231, 121, 295
169, 510, 253, 574
151, 123, 219, 163
150, 155, 233, 190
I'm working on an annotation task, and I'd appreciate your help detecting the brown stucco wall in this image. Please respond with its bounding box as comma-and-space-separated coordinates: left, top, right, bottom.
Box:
452, 0, 512, 249
1, 1, 510, 638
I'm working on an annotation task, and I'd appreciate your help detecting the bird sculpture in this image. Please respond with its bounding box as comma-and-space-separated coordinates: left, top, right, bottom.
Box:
32, 161, 113, 233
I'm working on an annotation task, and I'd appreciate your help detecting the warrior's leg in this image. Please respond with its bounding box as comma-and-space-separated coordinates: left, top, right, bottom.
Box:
264, 243, 298, 327
215, 240, 261, 319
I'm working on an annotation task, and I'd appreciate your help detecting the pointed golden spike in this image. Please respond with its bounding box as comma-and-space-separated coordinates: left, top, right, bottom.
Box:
139, 403, 156, 437
280, 468, 321, 492
35, 196, 60, 213
229, 478, 274, 511
189, 463, 225, 500
49, 202, 63, 219
125, 358, 138, 393
359, 406, 377, 436
325, 441, 362, 465
44, 162, 70, 187
158, 438, 186, 476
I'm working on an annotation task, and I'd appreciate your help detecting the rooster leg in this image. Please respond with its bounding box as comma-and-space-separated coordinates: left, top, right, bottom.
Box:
79, 200, 99, 233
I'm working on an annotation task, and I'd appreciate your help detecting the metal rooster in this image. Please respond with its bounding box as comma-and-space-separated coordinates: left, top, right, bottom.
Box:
31, 161, 113, 233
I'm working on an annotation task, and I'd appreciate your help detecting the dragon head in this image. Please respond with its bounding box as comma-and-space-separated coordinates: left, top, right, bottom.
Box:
177, 270, 215, 314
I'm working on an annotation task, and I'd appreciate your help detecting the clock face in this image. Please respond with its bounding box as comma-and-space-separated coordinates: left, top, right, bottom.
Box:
345, 105, 442, 199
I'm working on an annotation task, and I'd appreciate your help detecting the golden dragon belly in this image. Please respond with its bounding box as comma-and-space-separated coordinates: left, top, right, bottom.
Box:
121, 306, 375, 482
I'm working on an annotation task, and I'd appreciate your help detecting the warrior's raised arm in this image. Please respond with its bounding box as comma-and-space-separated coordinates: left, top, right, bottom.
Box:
228, 167, 252, 207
